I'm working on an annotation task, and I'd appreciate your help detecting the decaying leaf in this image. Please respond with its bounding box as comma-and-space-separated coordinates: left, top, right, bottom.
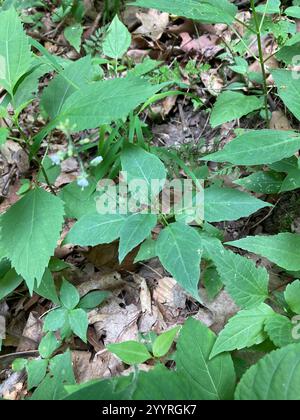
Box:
135, 9, 169, 41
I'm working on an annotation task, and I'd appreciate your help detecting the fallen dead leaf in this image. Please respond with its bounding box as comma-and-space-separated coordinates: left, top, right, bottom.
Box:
270, 110, 293, 130
201, 70, 224, 96
77, 271, 124, 296
135, 9, 169, 41
17, 313, 43, 352
180, 32, 222, 58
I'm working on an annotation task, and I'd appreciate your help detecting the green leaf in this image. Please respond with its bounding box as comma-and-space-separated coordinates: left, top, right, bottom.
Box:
269, 156, 298, 173
0, 8, 33, 94
210, 304, 275, 358
38, 332, 61, 359
201, 130, 300, 165
43, 308, 67, 332
60, 279, 80, 310
103, 15, 131, 59
272, 70, 300, 122
34, 268, 60, 305
134, 238, 157, 262
235, 344, 300, 400
156, 222, 203, 301
175, 318, 236, 400
41, 56, 94, 119
38, 157, 61, 185
107, 341, 152, 365
66, 213, 126, 246
27, 358, 48, 390
119, 214, 157, 263
0, 269, 23, 300
234, 171, 283, 194
256, 0, 280, 14
285, 280, 300, 314
227, 233, 300, 271
121, 144, 166, 204
0, 188, 65, 292
152, 326, 181, 358
214, 250, 269, 309
57, 76, 162, 132
0, 127, 8, 145
131, 0, 238, 24
264, 314, 298, 348
210, 92, 263, 128
12, 358, 27, 372
204, 186, 271, 222
280, 167, 300, 192
59, 180, 97, 220
64, 24, 83, 53
68, 308, 88, 343
78, 291, 110, 310
285, 6, 300, 18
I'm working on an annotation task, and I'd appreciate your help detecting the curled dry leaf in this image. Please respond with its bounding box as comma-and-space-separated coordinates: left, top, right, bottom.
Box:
77, 271, 123, 297
135, 9, 169, 41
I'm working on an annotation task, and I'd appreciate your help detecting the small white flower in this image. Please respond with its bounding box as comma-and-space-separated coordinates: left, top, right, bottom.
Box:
50, 154, 61, 166
90, 156, 103, 167
77, 176, 89, 189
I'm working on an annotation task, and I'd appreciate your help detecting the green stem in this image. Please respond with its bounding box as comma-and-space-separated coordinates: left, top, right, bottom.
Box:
250, 0, 270, 128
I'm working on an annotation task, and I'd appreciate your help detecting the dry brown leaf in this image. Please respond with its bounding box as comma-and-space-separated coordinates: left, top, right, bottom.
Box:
270, 110, 293, 131
0, 140, 29, 173
153, 277, 186, 309
180, 32, 222, 58
72, 351, 107, 383
77, 271, 124, 296
17, 313, 43, 352
201, 70, 224, 96
135, 9, 169, 41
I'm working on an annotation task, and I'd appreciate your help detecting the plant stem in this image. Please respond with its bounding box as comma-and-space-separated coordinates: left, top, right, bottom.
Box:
250, 0, 270, 128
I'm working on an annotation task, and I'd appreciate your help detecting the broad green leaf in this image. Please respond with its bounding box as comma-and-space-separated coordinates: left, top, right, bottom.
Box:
103, 15, 131, 59
27, 359, 48, 390
66, 213, 127, 246
235, 344, 300, 400
0, 8, 33, 94
38, 332, 61, 359
107, 341, 152, 365
175, 318, 236, 400
41, 55, 94, 119
256, 0, 280, 14
34, 268, 60, 306
59, 180, 97, 220
0, 269, 23, 300
272, 70, 300, 122
285, 280, 300, 314
31, 351, 75, 400
13, 61, 51, 110
152, 326, 181, 358
157, 222, 203, 301
68, 308, 88, 343
64, 24, 83, 53
285, 6, 300, 18
132, 0, 238, 24
12, 358, 27, 372
77, 291, 110, 310
43, 308, 67, 332
264, 314, 298, 348
121, 144, 166, 204
0, 127, 8, 145
234, 171, 283, 194
227, 233, 300, 271
280, 167, 300, 192
210, 92, 263, 127
204, 186, 271, 222
134, 238, 157, 262
214, 249, 269, 309
203, 267, 223, 300
119, 214, 157, 263
38, 156, 61, 185
60, 279, 80, 310
201, 130, 300, 165
210, 304, 275, 358
269, 156, 298, 173
0, 188, 65, 292
57, 76, 162, 132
